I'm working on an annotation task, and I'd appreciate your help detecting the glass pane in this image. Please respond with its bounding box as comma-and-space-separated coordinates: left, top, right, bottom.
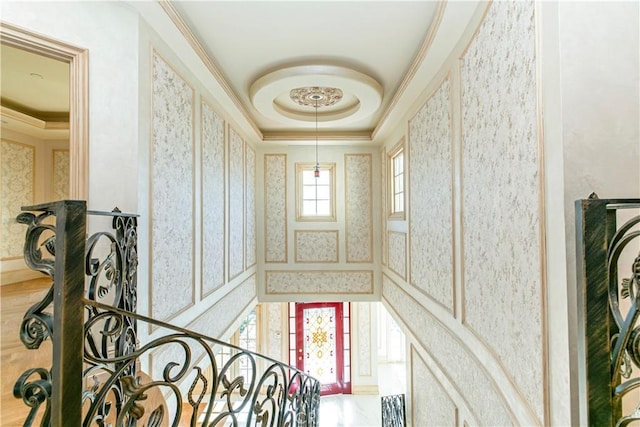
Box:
397, 152, 403, 171
316, 185, 330, 200
303, 200, 317, 215
303, 185, 317, 200
398, 193, 404, 211
302, 170, 315, 182
396, 176, 403, 192
290, 334, 296, 348
316, 171, 330, 185
303, 307, 337, 385
316, 200, 331, 215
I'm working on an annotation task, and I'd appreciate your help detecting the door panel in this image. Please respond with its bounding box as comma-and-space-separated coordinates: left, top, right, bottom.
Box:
295, 302, 349, 395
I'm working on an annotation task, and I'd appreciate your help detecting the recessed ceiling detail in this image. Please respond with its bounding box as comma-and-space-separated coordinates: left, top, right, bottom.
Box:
250, 65, 383, 126
290, 86, 343, 108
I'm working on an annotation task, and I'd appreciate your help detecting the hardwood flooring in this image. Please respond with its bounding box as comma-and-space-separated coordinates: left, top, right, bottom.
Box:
1, 277, 52, 426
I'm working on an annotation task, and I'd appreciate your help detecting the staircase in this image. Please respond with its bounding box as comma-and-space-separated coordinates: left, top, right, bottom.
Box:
11, 200, 320, 426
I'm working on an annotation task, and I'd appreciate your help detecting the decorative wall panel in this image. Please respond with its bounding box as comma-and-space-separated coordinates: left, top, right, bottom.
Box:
201, 100, 225, 296
294, 230, 339, 263
228, 127, 244, 279
264, 154, 287, 263
345, 154, 372, 262
383, 275, 512, 425
150, 274, 256, 378
266, 271, 373, 295
266, 302, 283, 360
411, 346, 457, 427
460, 1, 542, 420
189, 274, 256, 339
1, 141, 34, 259
409, 79, 454, 311
388, 231, 407, 280
151, 53, 194, 321
381, 148, 387, 266
52, 149, 70, 200
245, 144, 256, 268
357, 302, 372, 376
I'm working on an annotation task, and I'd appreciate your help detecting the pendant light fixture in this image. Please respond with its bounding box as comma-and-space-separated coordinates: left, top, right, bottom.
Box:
313, 97, 320, 178
288, 86, 344, 180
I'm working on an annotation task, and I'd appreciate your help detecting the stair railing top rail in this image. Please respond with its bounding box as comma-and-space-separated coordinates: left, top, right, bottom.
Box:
576, 196, 640, 427
14, 200, 321, 427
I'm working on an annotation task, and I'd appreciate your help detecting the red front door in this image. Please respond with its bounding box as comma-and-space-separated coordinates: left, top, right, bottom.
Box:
295, 302, 350, 395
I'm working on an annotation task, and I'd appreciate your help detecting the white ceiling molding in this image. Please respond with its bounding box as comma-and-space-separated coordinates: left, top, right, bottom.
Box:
250, 65, 383, 126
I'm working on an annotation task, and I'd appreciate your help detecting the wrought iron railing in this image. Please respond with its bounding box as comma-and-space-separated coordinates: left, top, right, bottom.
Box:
381, 393, 406, 427
13, 200, 320, 426
576, 195, 640, 426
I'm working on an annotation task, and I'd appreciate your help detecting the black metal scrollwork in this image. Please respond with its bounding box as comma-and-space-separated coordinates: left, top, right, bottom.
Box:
15, 203, 320, 426
608, 213, 640, 426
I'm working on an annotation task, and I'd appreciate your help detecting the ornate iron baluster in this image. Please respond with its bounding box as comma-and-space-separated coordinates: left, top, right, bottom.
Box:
14, 200, 321, 426
381, 394, 406, 427
14, 200, 86, 426
576, 196, 640, 426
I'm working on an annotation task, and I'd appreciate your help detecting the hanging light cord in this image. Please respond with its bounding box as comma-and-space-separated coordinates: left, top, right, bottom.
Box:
315, 99, 318, 168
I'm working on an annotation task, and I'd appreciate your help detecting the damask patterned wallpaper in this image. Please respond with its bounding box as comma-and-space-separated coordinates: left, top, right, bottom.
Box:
264, 154, 287, 263
1, 141, 34, 259
52, 149, 70, 201
266, 270, 373, 295
460, 0, 542, 420
201, 101, 225, 296
382, 1, 544, 424
245, 144, 256, 268
409, 78, 453, 311
345, 154, 373, 262
411, 346, 457, 426
228, 128, 245, 279
150, 52, 195, 321
295, 230, 338, 263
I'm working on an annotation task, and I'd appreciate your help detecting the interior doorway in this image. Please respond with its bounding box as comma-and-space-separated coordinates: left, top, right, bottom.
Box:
0, 23, 88, 286
290, 302, 351, 395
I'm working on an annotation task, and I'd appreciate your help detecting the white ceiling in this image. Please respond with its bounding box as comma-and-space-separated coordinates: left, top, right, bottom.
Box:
171, 1, 442, 139
0, 1, 483, 143
0, 44, 70, 139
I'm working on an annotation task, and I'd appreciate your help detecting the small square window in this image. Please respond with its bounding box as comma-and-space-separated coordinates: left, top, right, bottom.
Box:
296, 163, 336, 221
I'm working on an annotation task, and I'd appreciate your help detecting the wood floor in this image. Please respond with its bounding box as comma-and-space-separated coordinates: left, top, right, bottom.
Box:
1, 277, 52, 426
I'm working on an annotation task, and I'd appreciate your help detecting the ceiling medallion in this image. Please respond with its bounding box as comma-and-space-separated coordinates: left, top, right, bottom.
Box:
290, 87, 343, 108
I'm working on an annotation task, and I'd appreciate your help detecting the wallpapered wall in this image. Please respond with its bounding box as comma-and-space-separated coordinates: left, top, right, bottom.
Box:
260, 146, 377, 299
1, 136, 69, 284
382, 1, 544, 425
149, 50, 256, 334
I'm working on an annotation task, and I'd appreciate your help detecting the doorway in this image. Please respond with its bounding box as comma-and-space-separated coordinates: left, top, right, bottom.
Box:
290, 302, 351, 395
0, 23, 88, 286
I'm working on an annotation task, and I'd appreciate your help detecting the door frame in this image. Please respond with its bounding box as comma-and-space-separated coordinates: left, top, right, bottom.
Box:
1, 22, 89, 200
295, 302, 351, 395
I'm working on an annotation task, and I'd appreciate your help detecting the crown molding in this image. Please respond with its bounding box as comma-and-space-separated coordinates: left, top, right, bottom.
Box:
372, 1, 446, 141
159, 1, 263, 140
262, 130, 372, 143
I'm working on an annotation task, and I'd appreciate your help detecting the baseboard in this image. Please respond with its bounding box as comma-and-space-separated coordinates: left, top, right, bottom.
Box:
351, 384, 379, 395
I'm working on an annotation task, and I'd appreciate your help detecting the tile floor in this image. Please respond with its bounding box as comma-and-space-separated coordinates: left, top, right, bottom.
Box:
318, 362, 406, 427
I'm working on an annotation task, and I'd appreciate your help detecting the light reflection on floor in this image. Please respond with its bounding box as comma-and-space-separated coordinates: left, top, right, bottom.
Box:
317, 362, 406, 427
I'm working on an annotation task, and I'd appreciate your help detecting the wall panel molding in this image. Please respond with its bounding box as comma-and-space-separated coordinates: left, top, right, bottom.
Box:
228, 126, 245, 280
245, 143, 256, 268
201, 98, 225, 297
345, 153, 373, 263
266, 270, 373, 295
408, 76, 455, 314
294, 230, 339, 263
150, 51, 195, 323
459, 1, 544, 422
387, 231, 407, 280
264, 154, 288, 263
